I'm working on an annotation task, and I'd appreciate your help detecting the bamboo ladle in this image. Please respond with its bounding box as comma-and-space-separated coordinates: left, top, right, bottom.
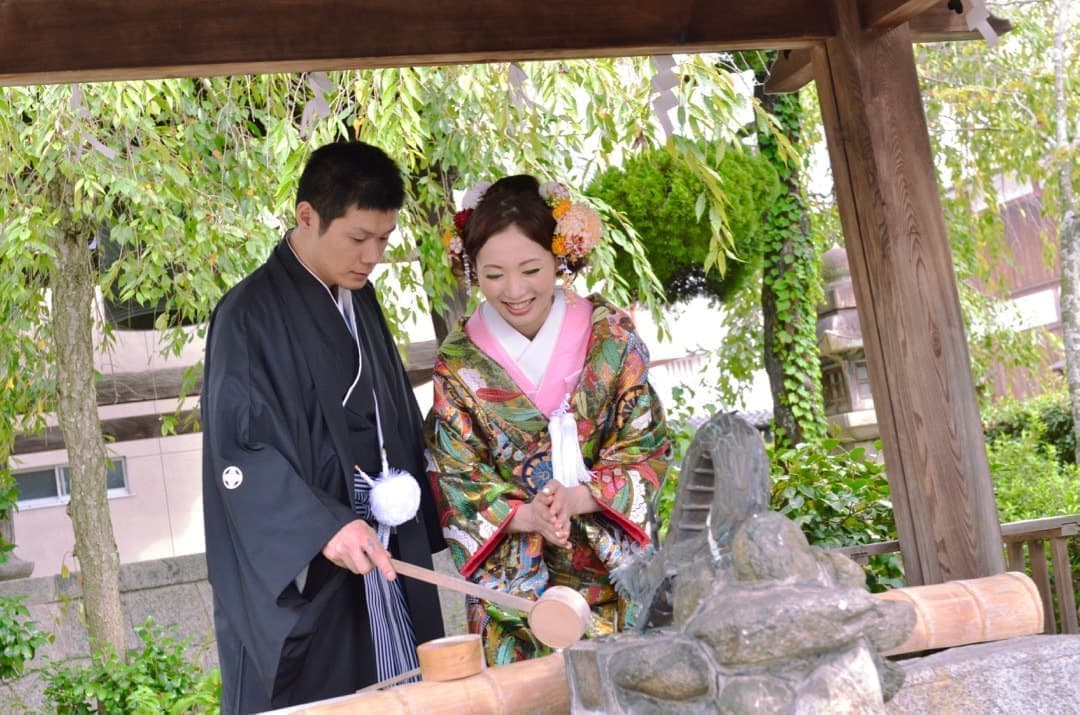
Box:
390, 558, 591, 649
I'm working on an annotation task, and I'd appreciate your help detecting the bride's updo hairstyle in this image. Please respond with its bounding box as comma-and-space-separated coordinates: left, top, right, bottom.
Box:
461, 175, 558, 268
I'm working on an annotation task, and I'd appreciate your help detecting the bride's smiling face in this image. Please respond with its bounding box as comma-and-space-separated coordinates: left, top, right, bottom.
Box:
475, 226, 558, 340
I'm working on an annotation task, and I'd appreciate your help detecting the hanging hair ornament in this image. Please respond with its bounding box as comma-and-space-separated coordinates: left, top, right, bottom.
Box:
462, 254, 474, 286
557, 254, 577, 303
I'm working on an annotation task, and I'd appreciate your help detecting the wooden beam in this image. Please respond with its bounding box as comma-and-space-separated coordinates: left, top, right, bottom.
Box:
95, 366, 201, 406
0, 0, 829, 87
764, 49, 814, 95
765, 1, 1012, 94
812, 0, 1004, 585
909, 4, 1013, 43
13, 409, 200, 454
860, 0, 940, 30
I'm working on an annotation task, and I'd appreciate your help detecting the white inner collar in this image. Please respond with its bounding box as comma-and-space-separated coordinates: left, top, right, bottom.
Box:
481, 290, 567, 388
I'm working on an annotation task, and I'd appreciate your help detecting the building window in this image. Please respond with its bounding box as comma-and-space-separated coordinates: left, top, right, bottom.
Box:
13, 459, 129, 509
853, 359, 874, 403
822, 359, 850, 415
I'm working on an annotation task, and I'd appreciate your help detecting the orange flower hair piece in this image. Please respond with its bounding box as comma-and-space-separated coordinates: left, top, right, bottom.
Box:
539, 182, 602, 262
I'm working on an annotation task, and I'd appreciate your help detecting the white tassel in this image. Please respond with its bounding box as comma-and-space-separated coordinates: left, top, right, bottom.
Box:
549, 394, 590, 487
358, 467, 422, 546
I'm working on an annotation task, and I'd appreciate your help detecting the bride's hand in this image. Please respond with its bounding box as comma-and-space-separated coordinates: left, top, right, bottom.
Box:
507, 500, 570, 548
540, 481, 599, 527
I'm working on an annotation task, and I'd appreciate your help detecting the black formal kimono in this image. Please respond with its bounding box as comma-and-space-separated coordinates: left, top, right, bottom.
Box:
202, 237, 445, 714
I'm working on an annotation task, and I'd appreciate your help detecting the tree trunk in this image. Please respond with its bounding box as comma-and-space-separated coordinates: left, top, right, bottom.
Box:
431, 284, 470, 345
47, 178, 126, 655
412, 162, 470, 345
1061, 210, 1080, 464
1053, 0, 1080, 463
755, 66, 827, 448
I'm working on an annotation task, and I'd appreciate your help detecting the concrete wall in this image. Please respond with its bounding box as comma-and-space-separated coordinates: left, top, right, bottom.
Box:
0, 553, 216, 712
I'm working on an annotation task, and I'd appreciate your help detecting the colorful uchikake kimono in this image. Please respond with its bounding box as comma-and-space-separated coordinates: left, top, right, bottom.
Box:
426, 291, 671, 665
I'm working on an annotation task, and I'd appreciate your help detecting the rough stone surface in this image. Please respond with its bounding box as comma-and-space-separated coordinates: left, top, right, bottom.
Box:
687, 585, 889, 665
814, 547, 869, 590
0, 557, 34, 581
123, 582, 216, 666
887, 634, 1080, 714
716, 675, 794, 714
609, 636, 713, 700
672, 552, 719, 627
433, 548, 468, 636
731, 512, 821, 584
118, 551, 206, 591
872, 649, 908, 701
793, 643, 885, 714
566, 642, 607, 712
567, 414, 912, 714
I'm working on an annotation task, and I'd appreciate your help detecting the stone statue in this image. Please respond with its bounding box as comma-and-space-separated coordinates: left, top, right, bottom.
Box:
569, 412, 914, 714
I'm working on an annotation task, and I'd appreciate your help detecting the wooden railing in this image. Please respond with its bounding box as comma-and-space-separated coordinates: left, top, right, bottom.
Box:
834, 514, 1080, 635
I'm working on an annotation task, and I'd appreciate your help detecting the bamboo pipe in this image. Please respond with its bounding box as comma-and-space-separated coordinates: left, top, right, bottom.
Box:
876, 570, 1043, 655
295, 571, 1045, 714
391, 558, 591, 649
294, 652, 570, 715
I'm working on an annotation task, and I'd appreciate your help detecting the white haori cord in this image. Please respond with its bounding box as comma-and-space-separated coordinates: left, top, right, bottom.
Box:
339, 287, 423, 683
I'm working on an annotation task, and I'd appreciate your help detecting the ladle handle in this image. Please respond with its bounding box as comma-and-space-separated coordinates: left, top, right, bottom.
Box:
390, 558, 536, 614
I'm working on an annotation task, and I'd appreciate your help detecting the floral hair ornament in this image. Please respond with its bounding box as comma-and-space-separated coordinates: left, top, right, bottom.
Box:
442, 178, 603, 283
442, 181, 490, 284
539, 181, 603, 266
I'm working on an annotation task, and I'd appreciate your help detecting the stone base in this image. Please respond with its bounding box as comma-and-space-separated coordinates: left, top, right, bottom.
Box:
827, 409, 879, 443
887, 635, 1080, 713
0, 557, 34, 581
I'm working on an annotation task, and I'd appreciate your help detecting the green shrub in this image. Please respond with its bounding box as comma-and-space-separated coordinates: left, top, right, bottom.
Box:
43, 618, 220, 714
0, 595, 49, 681
769, 438, 903, 592
0, 472, 51, 682
987, 425, 1080, 522
985, 424, 1080, 622
588, 144, 780, 304
0, 473, 19, 562
984, 387, 1076, 465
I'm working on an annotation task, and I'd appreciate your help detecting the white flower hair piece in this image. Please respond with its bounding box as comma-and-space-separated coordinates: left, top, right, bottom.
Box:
461, 181, 492, 211
539, 181, 571, 203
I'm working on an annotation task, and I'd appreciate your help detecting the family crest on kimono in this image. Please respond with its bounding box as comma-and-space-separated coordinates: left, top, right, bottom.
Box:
202, 141, 445, 714
426, 174, 672, 665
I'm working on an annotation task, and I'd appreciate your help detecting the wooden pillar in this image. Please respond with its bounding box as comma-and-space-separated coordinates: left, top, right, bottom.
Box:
811, 1, 1004, 585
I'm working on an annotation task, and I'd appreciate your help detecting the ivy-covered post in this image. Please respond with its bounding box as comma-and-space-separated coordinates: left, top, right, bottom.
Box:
746, 52, 828, 448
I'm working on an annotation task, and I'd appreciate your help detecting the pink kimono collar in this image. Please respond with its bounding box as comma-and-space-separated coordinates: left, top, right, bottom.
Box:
465, 291, 593, 418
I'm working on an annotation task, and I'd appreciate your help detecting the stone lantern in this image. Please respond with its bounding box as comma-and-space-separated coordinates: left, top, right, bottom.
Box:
817, 246, 879, 451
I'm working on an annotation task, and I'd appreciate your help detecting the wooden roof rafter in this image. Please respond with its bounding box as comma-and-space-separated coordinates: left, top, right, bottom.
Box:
0, 0, 834, 87
765, 0, 1012, 94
